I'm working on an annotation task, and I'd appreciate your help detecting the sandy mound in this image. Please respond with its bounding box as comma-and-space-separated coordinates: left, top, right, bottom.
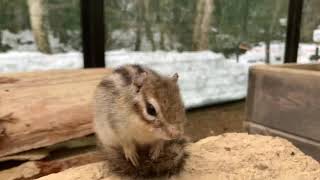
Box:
36, 133, 320, 180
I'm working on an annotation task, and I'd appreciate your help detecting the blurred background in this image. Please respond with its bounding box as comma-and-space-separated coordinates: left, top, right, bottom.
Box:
0, 1, 319, 175
0, 0, 319, 137
0, 0, 318, 68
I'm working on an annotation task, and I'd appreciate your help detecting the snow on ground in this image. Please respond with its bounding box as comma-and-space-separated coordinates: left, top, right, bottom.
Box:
1, 30, 78, 53
0, 50, 247, 108
0, 43, 319, 108
106, 50, 248, 108
0, 51, 83, 73
238, 42, 319, 64
238, 42, 285, 64
297, 43, 319, 63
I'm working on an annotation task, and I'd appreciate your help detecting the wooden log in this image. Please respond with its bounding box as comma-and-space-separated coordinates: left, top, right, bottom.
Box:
0, 149, 49, 162
0, 68, 111, 157
0, 135, 95, 163
0, 149, 104, 180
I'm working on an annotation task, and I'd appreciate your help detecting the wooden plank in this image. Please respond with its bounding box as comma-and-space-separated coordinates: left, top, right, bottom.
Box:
245, 67, 258, 124
272, 63, 320, 71
248, 66, 320, 140
246, 64, 320, 160
0, 68, 111, 157
253, 64, 320, 77
244, 121, 320, 161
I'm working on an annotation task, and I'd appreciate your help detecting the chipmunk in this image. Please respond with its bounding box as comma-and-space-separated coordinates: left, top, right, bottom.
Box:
93, 64, 188, 177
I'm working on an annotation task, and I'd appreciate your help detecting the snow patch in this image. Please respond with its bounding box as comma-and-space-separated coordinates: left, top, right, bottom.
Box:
105, 50, 247, 108
1, 30, 78, 52
0, 51, 83, 73
0, 50, 246, 108
1, 42, 319, 108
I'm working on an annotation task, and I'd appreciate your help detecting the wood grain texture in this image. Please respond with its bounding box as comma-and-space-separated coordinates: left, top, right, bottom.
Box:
246, 64, 320, 160
0, 68, 111, 157
244, 121, 320, 161
35, 134, 320, 180
0, 149, 104, 180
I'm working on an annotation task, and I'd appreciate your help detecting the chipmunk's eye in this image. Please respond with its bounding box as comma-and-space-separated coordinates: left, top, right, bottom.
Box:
146, 102, 157, 117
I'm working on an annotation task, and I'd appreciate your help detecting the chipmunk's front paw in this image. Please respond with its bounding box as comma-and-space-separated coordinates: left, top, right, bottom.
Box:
149, 141, 164, 160
150, 148, 161, 160
124, 148, 139, 167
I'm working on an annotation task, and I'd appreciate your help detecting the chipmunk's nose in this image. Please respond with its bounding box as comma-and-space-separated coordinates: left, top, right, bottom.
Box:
168, 126, 181, 139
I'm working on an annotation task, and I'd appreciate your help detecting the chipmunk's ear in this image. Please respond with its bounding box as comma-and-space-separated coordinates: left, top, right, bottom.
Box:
172, 73, 179, 82
133, 72, 147, 92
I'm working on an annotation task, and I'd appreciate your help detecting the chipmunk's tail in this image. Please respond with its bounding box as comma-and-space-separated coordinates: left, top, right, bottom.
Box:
101, 138, 189, 179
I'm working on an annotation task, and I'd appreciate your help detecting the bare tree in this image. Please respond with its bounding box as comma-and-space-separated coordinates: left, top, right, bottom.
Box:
134, 0, 143, 51
264, 0, 282, 64
142, 0, 156, 51
192, 0, 214, 50
27, 0, 51, 53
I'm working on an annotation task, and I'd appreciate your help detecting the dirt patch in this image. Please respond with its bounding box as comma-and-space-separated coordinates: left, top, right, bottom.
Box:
186, 101, 245, 141
36, 133, 320, 180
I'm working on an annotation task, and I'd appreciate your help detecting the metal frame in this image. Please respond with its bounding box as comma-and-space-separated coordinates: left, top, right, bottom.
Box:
81, 0, 105, 68
284, 0, 304, 63
80, 0, 303, 66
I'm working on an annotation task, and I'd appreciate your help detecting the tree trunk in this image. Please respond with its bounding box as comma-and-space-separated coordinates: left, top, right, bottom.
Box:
192, 0, 213, 51
265, 40, 270, 64
27, 0, 52, 54
142, 0, 156, 51
265, 0, 281, 64
134, 0, 143, 51
0, 33, 2, 51
105, 15, 111, 50
160, 27, 165, 50
134, 26, 142, 51
241, 0, 249, 41
155, 0, 165, 50
14, 5, 26, 32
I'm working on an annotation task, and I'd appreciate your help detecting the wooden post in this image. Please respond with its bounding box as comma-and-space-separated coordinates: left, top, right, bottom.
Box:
284, 0, 304, 63
81, 0, 105, 68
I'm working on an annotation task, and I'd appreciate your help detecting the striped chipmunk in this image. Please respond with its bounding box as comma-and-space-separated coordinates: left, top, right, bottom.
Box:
93, 64, 188, 173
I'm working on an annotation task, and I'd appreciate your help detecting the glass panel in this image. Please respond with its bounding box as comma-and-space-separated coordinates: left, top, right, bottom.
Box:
104, 0, 290, 107
0, 0, 82, 73
104, 0, 290, 137
298, 0, 320, 63
105, 0, 289, 64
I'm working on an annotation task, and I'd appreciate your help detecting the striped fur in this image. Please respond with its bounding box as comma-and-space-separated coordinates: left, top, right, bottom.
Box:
93, 64, 187, 178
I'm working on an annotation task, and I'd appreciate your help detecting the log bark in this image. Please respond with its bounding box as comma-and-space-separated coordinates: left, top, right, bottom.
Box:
0, 68, 111, 157
0, 149, 104, 180
35, 133, 320, 180
0, 149, 49, 163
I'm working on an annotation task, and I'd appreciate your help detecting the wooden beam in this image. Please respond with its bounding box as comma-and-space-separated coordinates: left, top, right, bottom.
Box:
246, 64, 320, 160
